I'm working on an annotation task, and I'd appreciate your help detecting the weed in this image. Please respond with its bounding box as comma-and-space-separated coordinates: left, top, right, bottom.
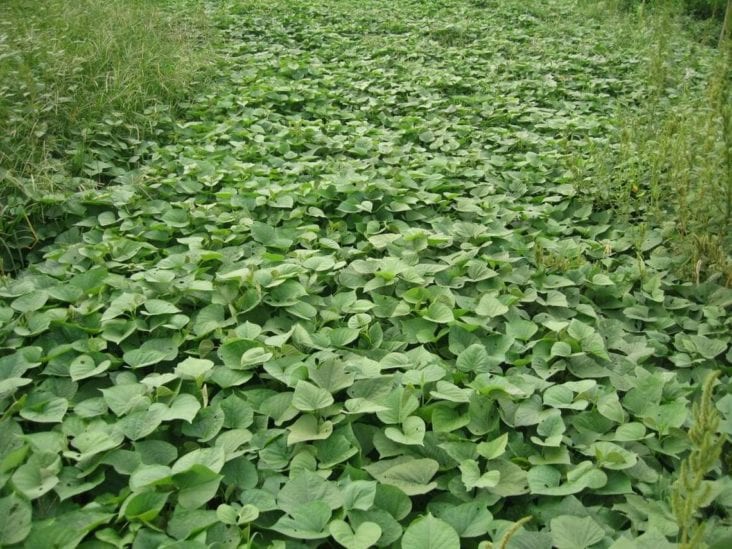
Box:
0, 0, 212, 271
671, 370, 726, 548
577, 1, 732, 284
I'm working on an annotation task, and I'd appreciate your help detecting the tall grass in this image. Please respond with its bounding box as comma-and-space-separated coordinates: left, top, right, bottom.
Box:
577, 1, 732, 284
605, 0, 728, 19
0, 0, 212, 272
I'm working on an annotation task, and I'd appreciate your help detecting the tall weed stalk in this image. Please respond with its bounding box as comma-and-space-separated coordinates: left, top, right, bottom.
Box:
671, 371, 726, 548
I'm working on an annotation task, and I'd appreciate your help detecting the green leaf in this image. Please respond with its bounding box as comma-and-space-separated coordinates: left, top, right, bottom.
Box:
134, 440, 178, 465
310, 362, 355, 393
20, 394, 68, 423
12, 458, 59, 499
551, 341, 572, 358
292, 380, 335, 411
431, 405, 470, 433
101, 318, 138, 344
550, 515, 605, 549
11, 290, 49, 313
376, 388, 420, 424
365, 458, 439, 495
476, 433, 509, 460
69, 355, 110, 381
329, 520, 382, 549
181, 404, 225, 441
567, 320, 608, 359
69, 267, 108, 292
175, 357, 214, 381
172, 464, 223, 509
143, 299, 181, 315
217, 338, 256, 369
173, 446, 226, 475
675, 334, 727, 359
423, 302, 454, 323
434, 502, 493, 538
459, 459, 500, 490
506, 318, 539, 341
342, 480, 378, 511
238, 504, 260, 524
585, 441, 638, 470
277, 471, 343, 514
268, 279, 307, 305
0, 4, 728, 546
384, 416, 426, 445
239, 347, 273, 367
123, 491, 169, 521
374, 483, 411, 519
288, 414, 334, 445
350, 508, 402, 546
129, 465, 172, 491
69, 430, 123, 459
484, 334, 514, 363
528, 462, 607, 496
123, 338, 179, 368
431, 381, 473, 402
569, 319, 595, 340
402, 363, 445, 385
216, 503, 259, 525
119, 406, 167, 440
475, 294, 509, 318
709, 536, 732, 549
456, 344, 490, 373
330, 327, 361, 346
597, 392, 626, 423
193, 304, 227, 337
0, 494, 32, 545
614, 422, 647, 441
166, 508, 217, 540
24, 510, 113, 548
272, 501, 332, 540
101, 292, 145, 321
101, 383, 148, 416
0, 377, 32, 400
543, 275, 575, 289
402, 514, 460, 549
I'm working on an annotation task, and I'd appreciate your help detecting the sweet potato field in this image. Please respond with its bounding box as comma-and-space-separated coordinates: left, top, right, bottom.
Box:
0, 1, 730, 547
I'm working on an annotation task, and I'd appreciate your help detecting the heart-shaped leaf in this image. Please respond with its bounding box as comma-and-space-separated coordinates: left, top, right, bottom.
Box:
293, 380, 335, 411
384, 416, 426, 445
402, 514, 460, 549
329, 520, 382, 549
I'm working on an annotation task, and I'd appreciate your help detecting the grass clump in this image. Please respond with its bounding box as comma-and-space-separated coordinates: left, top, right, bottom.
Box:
0, 0, 212, 272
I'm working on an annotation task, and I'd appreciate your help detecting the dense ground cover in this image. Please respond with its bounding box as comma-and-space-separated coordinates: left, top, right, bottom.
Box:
0, 0, 730, 547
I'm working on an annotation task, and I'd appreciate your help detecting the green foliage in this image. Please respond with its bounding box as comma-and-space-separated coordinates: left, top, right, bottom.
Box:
686, 0, 729, 18
0, 0, 730, 548
0, 0, 211, 272
606, 0, 727, 19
